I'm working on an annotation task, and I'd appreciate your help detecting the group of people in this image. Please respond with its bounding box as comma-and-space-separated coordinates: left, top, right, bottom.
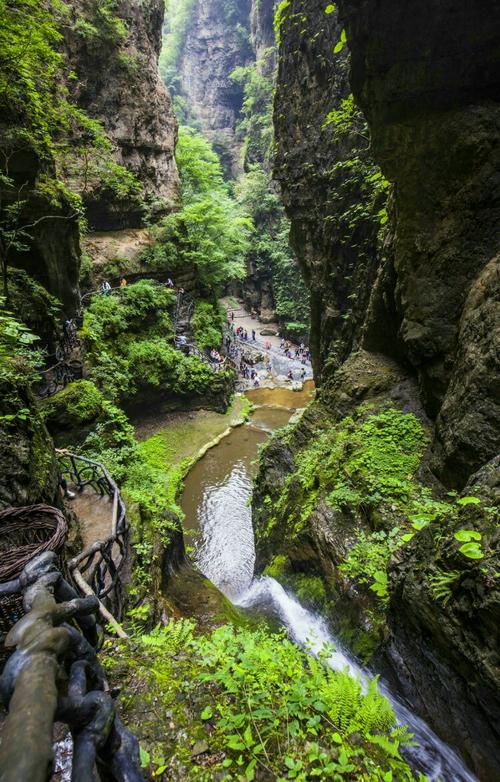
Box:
287, 367, 307, 383
210, 349, 226, 365
280, 339, 311, 365
234, 325, 257, 342
99, 276, 179, 295
240, 362, 260, 387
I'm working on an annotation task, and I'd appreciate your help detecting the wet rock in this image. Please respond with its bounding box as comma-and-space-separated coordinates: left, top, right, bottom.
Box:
191, 740, 209, 757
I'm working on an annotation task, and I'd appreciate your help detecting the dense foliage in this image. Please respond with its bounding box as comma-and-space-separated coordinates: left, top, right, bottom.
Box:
191, 300, 226, 351
81, 280, 229, 402
231, 45, 310, 334
147, 127, 251, 289
236, 166, 310, 333
109, 619, 418, 781
0, 0, 145, 299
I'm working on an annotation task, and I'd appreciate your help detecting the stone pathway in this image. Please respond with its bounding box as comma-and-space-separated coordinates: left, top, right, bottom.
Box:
221, 298, 314, 391
69, 487, 113, 550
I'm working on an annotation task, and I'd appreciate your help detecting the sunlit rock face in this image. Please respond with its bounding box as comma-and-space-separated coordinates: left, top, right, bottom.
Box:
63, 0, 180, 229
171, 0, 252, 176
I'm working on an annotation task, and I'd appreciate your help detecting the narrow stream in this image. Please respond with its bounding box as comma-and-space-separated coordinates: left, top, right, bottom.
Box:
181, 389, 477, 782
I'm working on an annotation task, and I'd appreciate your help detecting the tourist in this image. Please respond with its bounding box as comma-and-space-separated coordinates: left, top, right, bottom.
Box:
231, 311, 235, 322
252, 329, 256, 341
120, 277, 127, 288
253, 377, 260, 388
166, 277, 174, 288
287, 370, 294, 381
101, 280, 111, 295
301, 368, 306, 380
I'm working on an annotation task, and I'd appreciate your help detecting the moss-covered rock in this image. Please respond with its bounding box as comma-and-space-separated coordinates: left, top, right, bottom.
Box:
0, 379, 60, 509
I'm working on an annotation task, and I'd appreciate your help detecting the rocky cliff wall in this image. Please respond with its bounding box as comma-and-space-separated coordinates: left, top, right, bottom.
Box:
64, 0, 180, 230
169, 0, 252, 174
273, 0, 386, 382
337, 0, 500, 486
275, 0, 500, 485
263, 1, 500, 777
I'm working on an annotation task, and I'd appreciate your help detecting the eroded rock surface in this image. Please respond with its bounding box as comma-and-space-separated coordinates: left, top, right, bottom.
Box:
64, 0, 180, 228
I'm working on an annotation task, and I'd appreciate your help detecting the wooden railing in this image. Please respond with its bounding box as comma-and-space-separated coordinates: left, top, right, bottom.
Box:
58, 452, 129, 636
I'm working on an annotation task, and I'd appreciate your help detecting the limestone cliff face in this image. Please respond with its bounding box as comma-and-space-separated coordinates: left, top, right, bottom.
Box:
171, 0, 252, 173
336, 0, 500, 486
267, 1, 500, 777
64, 0, 180, 229
273, 0, 385, 382
250, 0, 276, 62
275, 0, 500, 485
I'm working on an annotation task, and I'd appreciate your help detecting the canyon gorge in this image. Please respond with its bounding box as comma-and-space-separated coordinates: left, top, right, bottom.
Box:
0, 1, 499, 781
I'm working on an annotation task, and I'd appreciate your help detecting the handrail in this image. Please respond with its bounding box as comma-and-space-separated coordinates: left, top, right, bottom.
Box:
57, 452, 129, 627
0, 552, 143, 782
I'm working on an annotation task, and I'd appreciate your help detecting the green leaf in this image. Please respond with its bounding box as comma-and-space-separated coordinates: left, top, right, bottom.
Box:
454, 529, 482, 543
458, 542, 484, 559
332, 732, 343, 744
200, 706, 213, 720
412, 519, 431, 531
325, 3, 336, 12
457, 495, 481, 506
139, 747, 150, 768
333, 30, 347, 54
243, 724, 254, 747
245, 758, 257, 780
401, 533, 415, 543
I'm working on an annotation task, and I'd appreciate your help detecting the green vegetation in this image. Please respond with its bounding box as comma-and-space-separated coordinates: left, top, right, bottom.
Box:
265, 555, 327, 610
257, 404, 454, 640
236, 165, 310, 332
191, 300, 225, 351
107, 619, 417, 781
0, 0, 145, 298
72, 0, 128, 46
147, 127, 251, 289
230, 46, 310, 334
160, 0, 199, 95
231, 50, 275, 169
81, 280, 230, 403
0, 303, 42, 388
322, 93, 390, 235
257, 398, 499, 659
121, 395, 252, 591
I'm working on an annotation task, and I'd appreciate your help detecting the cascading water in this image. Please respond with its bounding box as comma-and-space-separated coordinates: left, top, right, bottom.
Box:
181, 396, 478, 782
236, 576, 477, 782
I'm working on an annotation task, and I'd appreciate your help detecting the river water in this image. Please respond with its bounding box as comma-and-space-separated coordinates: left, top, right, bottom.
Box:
181, 389, 477, 782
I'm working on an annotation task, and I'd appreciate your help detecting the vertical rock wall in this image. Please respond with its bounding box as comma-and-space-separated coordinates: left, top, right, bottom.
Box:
273, 0, 386, 381
270, 1, 500, 776
64, 0, 180, 229
275, 0, 500, 483
171, 0, 252, 174
336, 0, 500, 485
